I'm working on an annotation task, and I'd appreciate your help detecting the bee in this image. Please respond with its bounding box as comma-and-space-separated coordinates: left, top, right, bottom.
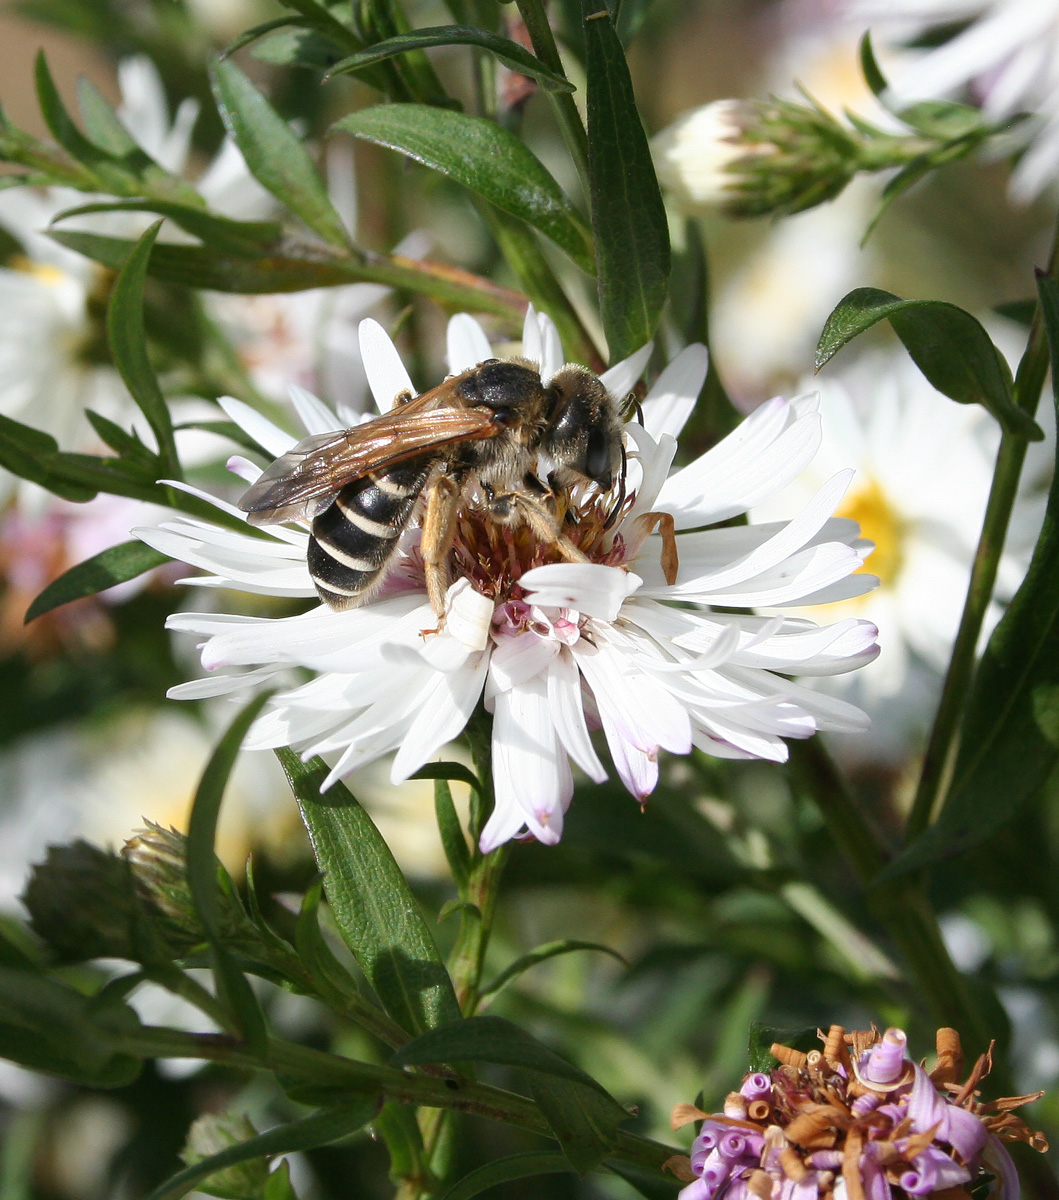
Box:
238, 358, 624, 615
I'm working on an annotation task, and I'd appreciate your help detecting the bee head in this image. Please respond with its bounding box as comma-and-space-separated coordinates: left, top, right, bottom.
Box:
457, 359, 544, 424
544, 366, 622, 490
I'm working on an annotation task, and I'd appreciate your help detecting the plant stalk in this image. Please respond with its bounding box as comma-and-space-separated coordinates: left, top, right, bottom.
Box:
905, 210, 1059, 844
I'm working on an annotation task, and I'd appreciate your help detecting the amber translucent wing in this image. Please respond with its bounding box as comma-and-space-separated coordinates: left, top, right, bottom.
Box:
239, 399, 500, 525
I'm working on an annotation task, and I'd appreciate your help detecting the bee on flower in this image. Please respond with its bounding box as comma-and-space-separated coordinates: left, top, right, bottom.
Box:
140, 308, 881, 852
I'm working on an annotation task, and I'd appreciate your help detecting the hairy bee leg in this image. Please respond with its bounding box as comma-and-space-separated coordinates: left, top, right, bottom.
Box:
637, 511, 679, 584
420, 471, 463, 616
502, 492, 589, 565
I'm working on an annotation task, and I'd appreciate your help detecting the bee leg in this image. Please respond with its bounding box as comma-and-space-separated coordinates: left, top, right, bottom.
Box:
421, 471, 463, 616
635, 511, 679, 584
500, 492, 589, 564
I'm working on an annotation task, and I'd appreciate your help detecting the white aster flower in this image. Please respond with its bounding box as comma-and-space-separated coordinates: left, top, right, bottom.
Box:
849, 0, 1059, 200
0, 56, 271, 502
752, 346, 1025, 761
139, 310, 879, 853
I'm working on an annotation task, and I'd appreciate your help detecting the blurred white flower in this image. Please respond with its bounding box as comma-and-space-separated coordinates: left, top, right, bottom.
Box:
751, 347, 1027, 761
0, 56, 272, 505
850, 0, 1059, 200
141, 310, 879, 853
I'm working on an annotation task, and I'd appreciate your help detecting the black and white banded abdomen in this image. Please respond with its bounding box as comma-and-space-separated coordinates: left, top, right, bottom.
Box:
307, 459, 428, 609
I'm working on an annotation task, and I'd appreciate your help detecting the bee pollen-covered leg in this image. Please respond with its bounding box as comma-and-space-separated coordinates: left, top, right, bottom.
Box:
510, 493, 588, 564
421, 472, 462, 616
638, 511, 679, 584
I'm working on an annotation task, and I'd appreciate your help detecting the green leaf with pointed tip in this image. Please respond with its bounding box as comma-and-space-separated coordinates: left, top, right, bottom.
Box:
188, 695, 273, 1051
0, 413, 96, 501
879, 273, 1059, 879
858, 32, 889, 100
107, 221, 182, 474
263, 1159, 298, 1200
85, 410, 157, 465
582, 3, 669, 362
223, 15, 313, 58
328, 26, 574, 92
528, 1074, 625, 1173
278, 750, 460, 1035
145, 1101, 378, 1200
75, 76, 138, 156
438, 1152, 574, 1200
816, 287, 1043, 440
480, 939, 627, 998
56, 200, 282, 258
432, 779, 470, 889
211, 59, 350, 249
24, 540, 169, 622
333, 104, 594, 274
294, 880, 363, 1010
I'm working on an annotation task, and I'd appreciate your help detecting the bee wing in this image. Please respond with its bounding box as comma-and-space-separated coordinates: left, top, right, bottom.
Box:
239, 402, 501, 525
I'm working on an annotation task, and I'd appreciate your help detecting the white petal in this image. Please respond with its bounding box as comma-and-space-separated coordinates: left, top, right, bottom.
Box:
289, 384, 344, 434
446, 313, 493, 374
444, 578, 494, 652
492, 679, 571, 844
539, 314, 564, 384
359, 318, 415, 412
218, 396, 296, 458
520, 563, 642, 621
521, 304, 543, 367
490, 631, 559, 691
639, 343, 708, 441
600, 342, 653, 401
547, 650, 607, 782
391, 651, 489, 780
226, 455, 260, 484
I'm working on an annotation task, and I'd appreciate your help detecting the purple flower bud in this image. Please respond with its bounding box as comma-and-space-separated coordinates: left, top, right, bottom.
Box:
851, 1092, 880, 1117
860, 1027, 908, 1085
701, 1152, 732, 1190
740, 1072, 772, 1100
809, 1151, 844, 1169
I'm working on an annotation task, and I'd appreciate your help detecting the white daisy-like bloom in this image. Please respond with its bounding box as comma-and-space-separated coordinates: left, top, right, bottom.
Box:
138, 309, 880, 853
751, 346, 1023, 761
849, 0, 1059, 200
0, 55, 275, 500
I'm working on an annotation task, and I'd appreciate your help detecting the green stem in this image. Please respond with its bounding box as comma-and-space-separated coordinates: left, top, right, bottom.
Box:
905, 210, 1059, 844
514, 0, 591, 195
120, 1027, 679, 1179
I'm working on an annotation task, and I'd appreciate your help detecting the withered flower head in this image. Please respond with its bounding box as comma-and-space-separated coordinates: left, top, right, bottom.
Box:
669, 1026, 1048, 1200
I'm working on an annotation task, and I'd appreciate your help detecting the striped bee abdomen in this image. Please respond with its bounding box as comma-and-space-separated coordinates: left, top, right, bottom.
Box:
307, 459, 428, 609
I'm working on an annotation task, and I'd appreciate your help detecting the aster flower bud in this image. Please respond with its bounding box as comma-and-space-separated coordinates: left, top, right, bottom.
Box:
22, 841, 169, 964
670, 1025, 1048, 1200
653, 96, 863, 217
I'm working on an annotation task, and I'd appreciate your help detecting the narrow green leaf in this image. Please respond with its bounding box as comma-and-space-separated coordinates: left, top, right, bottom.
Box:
881, 273, 1059, 878
480, 939, 627, 998
145, 1101, 378, 1200
107, 221, 182, 474
211, 59, 350, 249
582, 3, 669, 361
438, 1152, 574, 1200
390, 1015, 623, 1102
816, 287, 1043, 440
85, 410, 157, 464
294, 880, 363, 1010
858, 32, 889, 100
373, 1102, 426, 1185
56, 200, 282, 258
327, 27, 575, 92
333, 105, 594, 274
411, 761, 481, 793
25, 541, 169, 622
263, 1159, 298, 1200
222, 15, 312, 58
188, 695, 273, 1050
75, 76, 138, 156
0, 414, 96, 501
433, 779, 470, 889
277, 750, 460, 1035
528, 1074, 625, 1172
34, 51, 130, 190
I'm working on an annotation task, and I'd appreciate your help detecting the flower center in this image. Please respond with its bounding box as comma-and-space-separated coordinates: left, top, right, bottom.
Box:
836, 477, 904, 588
450, 486, 628, 603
